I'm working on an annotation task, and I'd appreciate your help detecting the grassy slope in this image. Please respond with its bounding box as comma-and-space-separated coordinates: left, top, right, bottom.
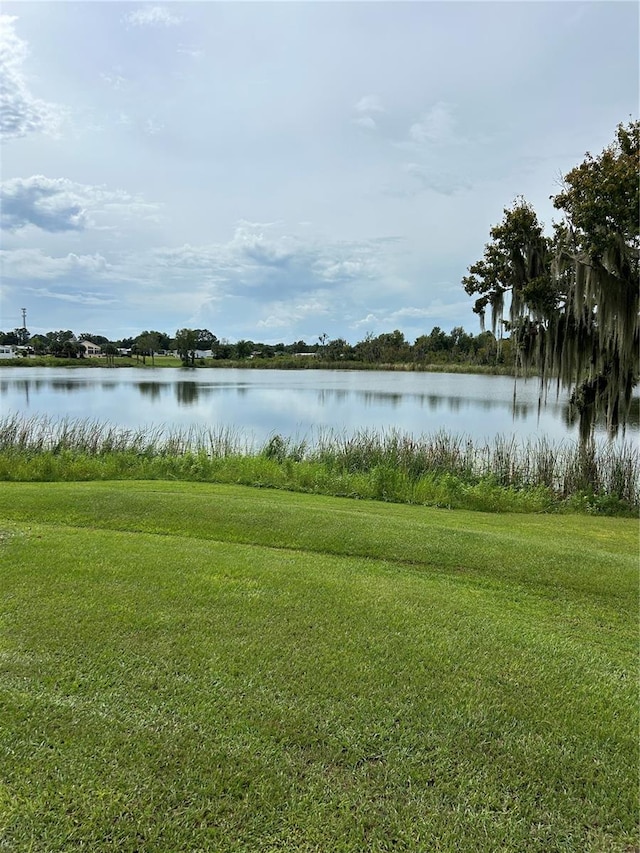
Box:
0, 482, 637, 852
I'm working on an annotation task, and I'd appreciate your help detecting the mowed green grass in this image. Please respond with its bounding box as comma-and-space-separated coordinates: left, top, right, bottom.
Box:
0, 482, 637, 852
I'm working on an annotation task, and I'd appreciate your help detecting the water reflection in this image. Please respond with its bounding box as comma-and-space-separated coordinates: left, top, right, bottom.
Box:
315, 387, 538, 419
358, 390, 403, 408
138, 382, 164, 401
175, 381, 200, 406
50, 379, 90, 392
561, 395, 640, 434
1, 368, 638, 443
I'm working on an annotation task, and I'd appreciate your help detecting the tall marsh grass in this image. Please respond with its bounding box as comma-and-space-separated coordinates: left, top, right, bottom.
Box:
0, 413, 637, 513
0, 413, 252, 457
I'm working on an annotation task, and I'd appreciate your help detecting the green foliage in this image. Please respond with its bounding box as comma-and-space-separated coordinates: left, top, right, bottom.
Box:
234, 338, 253, 359
174, 327, 198, 366
134, 331, 163, 365
463, 121, 640, 441
1, 322, 522, 371
0, 414, 637, 514
553, 121, 639, 261
462, 199, 554, 328
552, 122, 640, 441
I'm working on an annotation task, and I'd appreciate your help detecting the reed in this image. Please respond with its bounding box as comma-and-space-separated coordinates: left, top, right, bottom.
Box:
0, 412, 637, 512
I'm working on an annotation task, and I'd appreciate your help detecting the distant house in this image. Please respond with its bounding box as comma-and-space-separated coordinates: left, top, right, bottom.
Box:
78, 340, 102, 357
0, 345, 16, 359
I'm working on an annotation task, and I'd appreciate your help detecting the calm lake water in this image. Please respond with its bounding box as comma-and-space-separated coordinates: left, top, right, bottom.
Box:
1, 367, 638, 446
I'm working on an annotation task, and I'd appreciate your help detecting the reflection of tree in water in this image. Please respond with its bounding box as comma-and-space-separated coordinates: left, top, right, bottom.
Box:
315, 387, 539, 416
176, 382, 199, 406
137, 382, 163, 401
360, 391, 403, 408
315, 380, 640, 432
12, 380, 30, 405
510, 401, 532, 420
50, 380, 90, 392
562, 395, 640, 433
2, 379, 49, 407
317, 389, 348, 405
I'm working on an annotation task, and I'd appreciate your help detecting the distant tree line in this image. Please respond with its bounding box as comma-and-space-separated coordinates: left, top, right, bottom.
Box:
0, 326, 512, 367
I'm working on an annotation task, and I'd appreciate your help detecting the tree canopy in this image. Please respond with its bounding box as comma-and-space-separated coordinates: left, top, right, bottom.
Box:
174, 328, 198, 366
463, 121, 639, 441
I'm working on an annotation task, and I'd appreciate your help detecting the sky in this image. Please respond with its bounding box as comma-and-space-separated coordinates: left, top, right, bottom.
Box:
0, 1, 638, 345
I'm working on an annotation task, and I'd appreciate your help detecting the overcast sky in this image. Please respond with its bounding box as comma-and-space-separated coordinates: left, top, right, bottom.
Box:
1, 1, 638, 344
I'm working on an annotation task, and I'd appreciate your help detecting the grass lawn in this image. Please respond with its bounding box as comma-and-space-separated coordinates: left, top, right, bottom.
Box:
0, 481, 637, 851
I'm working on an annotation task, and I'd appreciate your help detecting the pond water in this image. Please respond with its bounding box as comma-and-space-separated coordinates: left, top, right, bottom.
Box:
1, 366, 638, 446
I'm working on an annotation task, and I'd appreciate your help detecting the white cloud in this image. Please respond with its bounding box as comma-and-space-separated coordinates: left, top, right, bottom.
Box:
353, 115, 377, 131
177, 44, 204, 60
350, 302, 470, 337
0, 2, 635, 343
25, 287, 117, 306
387, 307, 435, 320
1, 176, 87, 232
0, 176, 163, 232
0, 248, 111, 280
355, 94, 384, 114
144, 117, 165, 135
314, 255, 375, 283
352, 93, 384, 131
404, 163, 471, 196
230, 221, 296, 268
0, 15, 64, 140
123, 6, 184, 28
100, 70, 127, 90
257, 298, 330, 329
92, 223, 402, 339
386, 298, 474, 324
408, 102, 456, 146
352, 312, 380, 329
148, 224, 386, 291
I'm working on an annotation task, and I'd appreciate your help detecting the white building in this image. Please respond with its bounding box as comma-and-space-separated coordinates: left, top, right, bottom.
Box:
78, 340, 102, 357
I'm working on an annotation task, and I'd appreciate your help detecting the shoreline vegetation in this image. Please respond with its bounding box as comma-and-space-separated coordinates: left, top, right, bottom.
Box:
0, 354, 525, 374
1, 413, 637, 516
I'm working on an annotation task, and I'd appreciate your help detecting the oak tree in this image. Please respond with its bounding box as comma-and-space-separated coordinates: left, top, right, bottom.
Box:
463, 121, 639, 440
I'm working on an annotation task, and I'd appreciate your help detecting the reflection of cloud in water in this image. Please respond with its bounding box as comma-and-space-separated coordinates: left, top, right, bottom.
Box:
1, 369, 638, 442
